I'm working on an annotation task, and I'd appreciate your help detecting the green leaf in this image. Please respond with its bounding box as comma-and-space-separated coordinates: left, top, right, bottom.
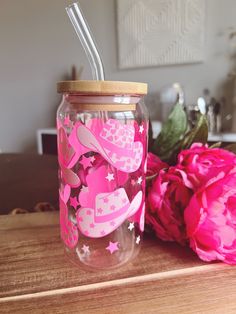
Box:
209, 142, 222, 148
181, 114, 208, 150
152, 103, 187, 162
224, 143, 236, 154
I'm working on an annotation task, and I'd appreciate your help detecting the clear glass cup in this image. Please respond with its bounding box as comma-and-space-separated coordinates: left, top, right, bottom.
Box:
57, 80, 148, 270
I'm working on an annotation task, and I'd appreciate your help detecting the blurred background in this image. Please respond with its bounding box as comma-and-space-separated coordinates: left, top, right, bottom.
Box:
1, 0, 236, 153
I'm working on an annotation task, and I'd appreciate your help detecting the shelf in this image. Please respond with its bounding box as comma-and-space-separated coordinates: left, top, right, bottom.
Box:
151, 121, 236, 143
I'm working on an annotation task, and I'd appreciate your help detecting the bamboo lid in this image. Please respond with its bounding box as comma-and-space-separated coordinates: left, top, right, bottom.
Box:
57, 80, 148, 95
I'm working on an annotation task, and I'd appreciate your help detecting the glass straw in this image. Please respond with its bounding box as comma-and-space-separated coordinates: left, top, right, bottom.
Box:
66, 2, 105, 80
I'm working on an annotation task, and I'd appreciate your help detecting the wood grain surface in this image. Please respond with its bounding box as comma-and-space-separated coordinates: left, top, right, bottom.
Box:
0, 212, 236, 314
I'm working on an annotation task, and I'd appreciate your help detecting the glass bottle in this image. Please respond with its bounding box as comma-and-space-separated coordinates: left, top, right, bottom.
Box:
57, 80, 148, 270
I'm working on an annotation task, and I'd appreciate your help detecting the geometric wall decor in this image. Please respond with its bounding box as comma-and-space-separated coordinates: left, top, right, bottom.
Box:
117, 0, 205, 69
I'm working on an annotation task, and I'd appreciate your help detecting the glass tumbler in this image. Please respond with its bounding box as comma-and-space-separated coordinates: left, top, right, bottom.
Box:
56, 80, 148, 270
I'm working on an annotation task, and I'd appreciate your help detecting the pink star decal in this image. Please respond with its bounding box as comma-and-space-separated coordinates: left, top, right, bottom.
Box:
79, 156, 92, 169
86, 210, 92, 216
97, 208, 103, 214
110, 205, 116, 211
100, 230, 106, 236
103, 198, 109, 203
131, 179, 136, 186
77, 216, 83, 222
110, 221, 115, 226
70, 196, 79, 209
90, 223, 95, 229
106, 241, 119, 254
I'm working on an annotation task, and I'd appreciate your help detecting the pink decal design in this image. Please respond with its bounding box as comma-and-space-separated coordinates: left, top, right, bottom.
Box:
133, 120, 149, 142
78, 155, 109, 187
144, 157, 147, 174
90, 156, 96, 163
79, 164, 128, 209
128, 196, 145, 231
106, 241, 119, 254
59, 184, 71, 204
58, 127, 75, 168
70, 196, 79, 209
76, 119, 143, 173
58, 127, 81, 187
79, 156, 92, 169
61, 165, 81, 187
68, 118, 104, 167
76, 188, 142, 238
57, 118, 63, 129
139, 203, 145, 232
59, 185, 78, 248
64, 116, 71, 127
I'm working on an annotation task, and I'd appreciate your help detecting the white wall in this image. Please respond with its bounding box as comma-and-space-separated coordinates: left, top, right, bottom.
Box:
0, 0, 236, 152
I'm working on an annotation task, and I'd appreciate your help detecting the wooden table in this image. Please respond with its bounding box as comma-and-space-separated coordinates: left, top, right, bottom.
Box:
1, 212, 236, 313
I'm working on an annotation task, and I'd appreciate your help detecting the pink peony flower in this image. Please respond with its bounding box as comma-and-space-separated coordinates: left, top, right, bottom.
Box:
146, 152, 168, 177
178, 143, 236, 189
146, 167, 193, 244
185, 170, 236, 264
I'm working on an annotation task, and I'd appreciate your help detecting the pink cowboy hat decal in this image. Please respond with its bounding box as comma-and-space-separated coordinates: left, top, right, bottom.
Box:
76, 188, 142, 238
78, 163, 129, 208
74, 119, 143, 173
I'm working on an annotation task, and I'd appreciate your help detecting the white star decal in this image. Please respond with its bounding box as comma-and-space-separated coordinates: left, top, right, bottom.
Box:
81, 185, 89, 193
137, 176, 142, 185
106, 172, 114, 182
128, 222, 135, 231
90, 156, 96, 163
81, 244, 90, 254
139, 125, 144, 134
136, 235, 141, 245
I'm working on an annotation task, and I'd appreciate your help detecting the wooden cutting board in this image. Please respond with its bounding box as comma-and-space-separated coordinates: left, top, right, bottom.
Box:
0, 212, 235, 314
